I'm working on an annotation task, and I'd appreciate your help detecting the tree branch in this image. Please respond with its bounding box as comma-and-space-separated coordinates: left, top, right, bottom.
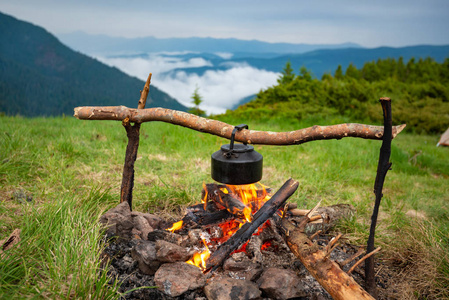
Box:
74, 106, 406, 145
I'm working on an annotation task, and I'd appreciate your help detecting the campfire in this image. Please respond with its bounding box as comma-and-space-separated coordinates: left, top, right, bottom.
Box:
167, 182, 273, 272
100, 180, 359, 299
99, 123, 377, 299
78, 76, 401, 299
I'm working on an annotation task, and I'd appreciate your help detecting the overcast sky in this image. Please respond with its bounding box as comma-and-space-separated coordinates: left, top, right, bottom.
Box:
1, 0, 449, 47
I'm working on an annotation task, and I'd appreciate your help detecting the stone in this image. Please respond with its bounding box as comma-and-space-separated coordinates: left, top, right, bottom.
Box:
154, 262, 206, 297
99, 212, 133, 238
257, 267, 306, 299
104, 201, 131, 216
204, 276, 261, 300
223, 254, 263, 281
131, 211, 162, 229
132, 215, 154, 240
156, 240, 192, 263
131, 240, 161, 275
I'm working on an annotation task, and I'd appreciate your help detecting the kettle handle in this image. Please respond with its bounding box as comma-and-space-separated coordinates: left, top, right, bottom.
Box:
229, 124, 248, 150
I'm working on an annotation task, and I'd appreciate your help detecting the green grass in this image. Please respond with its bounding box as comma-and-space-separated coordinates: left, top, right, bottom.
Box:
0, 114, 448, 298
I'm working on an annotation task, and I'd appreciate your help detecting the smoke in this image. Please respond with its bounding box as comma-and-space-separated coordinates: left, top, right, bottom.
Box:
97, 53, 279, 114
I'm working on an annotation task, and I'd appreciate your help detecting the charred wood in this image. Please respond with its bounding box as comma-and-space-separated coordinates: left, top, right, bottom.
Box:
205, 178, 299, 272
365, 97, 393, 298
201, 183, 249, 219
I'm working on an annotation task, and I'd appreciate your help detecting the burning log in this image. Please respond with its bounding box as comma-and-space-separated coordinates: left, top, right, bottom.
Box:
205, 178, 299, 272
275, 211, 375, 300
74, 106, 406, 146
181, 202, 235, 228
201, 183, 251, 221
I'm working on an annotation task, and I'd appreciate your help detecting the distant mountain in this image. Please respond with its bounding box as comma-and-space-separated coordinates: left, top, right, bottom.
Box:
58, 31, 361, 56
239, 45, 449, 78
0, 12, 187, 117
161, 45, 449, 79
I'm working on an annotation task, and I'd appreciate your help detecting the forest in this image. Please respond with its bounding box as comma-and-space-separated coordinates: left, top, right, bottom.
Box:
227, 57, 449, 134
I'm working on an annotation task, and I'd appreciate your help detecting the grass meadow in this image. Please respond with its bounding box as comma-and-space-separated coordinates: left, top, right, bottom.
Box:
0, 114, 448, 299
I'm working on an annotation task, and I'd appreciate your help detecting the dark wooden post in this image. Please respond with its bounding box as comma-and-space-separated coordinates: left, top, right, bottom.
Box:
365, 97, 393, 298
120, 73, 152, 210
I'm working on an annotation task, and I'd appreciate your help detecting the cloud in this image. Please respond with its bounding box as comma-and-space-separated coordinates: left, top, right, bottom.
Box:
96, 54, 212, 78
98, 54, 279, 114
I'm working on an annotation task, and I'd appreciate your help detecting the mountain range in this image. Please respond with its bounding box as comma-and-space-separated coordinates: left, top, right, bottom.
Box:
0, 12, 187, 117
58, 31, 361, 56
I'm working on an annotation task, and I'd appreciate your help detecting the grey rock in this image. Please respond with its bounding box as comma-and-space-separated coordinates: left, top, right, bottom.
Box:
132, 215, 154, 240
156, 240, 192, 263
104, 201, 131, 216
154, 262, 206, 297
257, 267, 306, 300
131, 240, 161, 275
204, 276, 261, 300
223, 254, 263, 281
131, 211, 162, 229
99, 212, 133, 238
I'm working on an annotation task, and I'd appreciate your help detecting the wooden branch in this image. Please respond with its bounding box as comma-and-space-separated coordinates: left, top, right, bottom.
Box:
205, 178, 299, 272
365, 97, 393, 298
348, 247, 381, 275
74, 106, 406, 145
276, 217, 375, 300
138, 73, 152, 109
120, 73, 152, 209
339, 247, 365, 268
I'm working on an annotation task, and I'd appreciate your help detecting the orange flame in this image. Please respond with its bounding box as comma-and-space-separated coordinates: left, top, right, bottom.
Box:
166, 220, 183, 232
202, 182, 208, 210
186, 238, 211, 271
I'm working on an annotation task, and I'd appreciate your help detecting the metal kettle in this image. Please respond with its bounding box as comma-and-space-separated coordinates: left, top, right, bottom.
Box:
211, 124, 263, 185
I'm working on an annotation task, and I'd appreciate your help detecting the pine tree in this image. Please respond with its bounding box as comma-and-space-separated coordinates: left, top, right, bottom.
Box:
188, 86, 206, 116
334, 65, 343, 80
278, 61, 295, 84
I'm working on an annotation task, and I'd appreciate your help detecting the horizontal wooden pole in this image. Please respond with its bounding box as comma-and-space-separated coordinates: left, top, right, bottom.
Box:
74, 106, 406, 146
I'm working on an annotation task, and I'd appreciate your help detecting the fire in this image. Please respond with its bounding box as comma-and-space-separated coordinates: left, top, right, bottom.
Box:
166, 220, 183, 232
169, 182, 273, 271
186, 238, 211, 271
223, 182, 270, 213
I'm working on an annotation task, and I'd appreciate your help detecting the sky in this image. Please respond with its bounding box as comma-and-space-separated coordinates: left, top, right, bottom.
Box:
1, 0, 449, 48
2, 1, 449, 114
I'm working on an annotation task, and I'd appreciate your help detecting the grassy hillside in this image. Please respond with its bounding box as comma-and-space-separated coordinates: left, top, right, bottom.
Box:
0, 114, 448, 298
226, 57, 449, 134
0, 12, 187, 117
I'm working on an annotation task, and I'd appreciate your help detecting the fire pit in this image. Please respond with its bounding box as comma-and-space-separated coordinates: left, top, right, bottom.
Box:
100, 181, 358, 299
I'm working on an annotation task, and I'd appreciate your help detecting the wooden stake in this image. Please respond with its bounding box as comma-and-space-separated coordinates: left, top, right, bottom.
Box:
365, 97, 393, 298
120, 73, 152, 210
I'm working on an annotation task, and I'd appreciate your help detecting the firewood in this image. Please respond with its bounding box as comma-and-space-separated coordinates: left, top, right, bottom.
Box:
202, 183, 250, 220
205, 178, 299, 272
275, 215, 374, 300
182, 203, 234, 228
246, 235, 263, 264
